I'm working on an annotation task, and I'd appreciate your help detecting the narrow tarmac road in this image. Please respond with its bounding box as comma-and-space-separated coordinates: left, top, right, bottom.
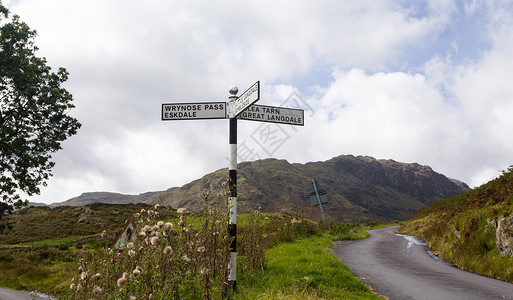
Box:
0, 287, 54, 300
333, 226, 513, 300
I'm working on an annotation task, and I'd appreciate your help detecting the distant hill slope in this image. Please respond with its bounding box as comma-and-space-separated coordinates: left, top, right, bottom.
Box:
50, 191, 160, 207
145, 155, 469, 222
399, 166, 513, 282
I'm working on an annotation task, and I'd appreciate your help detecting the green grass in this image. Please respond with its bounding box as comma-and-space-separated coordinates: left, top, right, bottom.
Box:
0, 203, 382, 298
236, 235, 380, 299
0, 253, 76, 292
17, 234, 99, 247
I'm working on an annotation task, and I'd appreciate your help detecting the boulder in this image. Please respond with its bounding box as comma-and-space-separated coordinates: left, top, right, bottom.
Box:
496, 216, 513, 256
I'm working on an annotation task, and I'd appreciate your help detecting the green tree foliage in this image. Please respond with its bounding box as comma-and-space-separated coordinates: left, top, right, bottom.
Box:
0, 2, 81, 204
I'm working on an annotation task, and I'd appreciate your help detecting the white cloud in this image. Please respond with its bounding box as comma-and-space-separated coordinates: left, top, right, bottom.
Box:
3, 0, 512, 203
301, 69, 466, 167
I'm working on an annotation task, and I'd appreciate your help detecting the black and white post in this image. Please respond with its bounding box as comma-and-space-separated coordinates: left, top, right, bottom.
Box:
228, 86, 238, 290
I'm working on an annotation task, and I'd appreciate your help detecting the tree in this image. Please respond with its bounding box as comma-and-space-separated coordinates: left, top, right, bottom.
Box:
0, 2, 81, 205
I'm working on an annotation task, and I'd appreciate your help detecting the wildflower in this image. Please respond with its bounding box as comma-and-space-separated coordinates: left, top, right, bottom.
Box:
139, 231, 146, 237
134, 213, 140, 218
152, 224, 159, 232
78, 266, 83, 273
92, 273, 101, 280
133, 268, 141, 276
117, 277, 126, 287
157, 221, 164, 227
130, 295, 136, 300
126, 242, 134, 249
70, 283, 76, 291
76, 283, 82, 292
101, 230, 107, 238
291, 218, 301, 224
163, 246, 172, 255
142, 225, 152, 232
128, 250, 136, 256
201, 267, 210, 275
93, 286, 102, 296
182, 254, 191, 262
148, 293, 154, 300
154, 204, 160, 210
196, 246, 206, 253
80, 271, 89, 281
141, 208, 146, 213
177, 207, 187, 214
164, 222, 173, 235
151, 236, 159, 246
178, 220, 184, 227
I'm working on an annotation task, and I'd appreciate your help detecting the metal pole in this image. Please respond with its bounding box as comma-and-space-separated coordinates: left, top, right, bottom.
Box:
312, 179, 327, 226
228, 86, 238, 291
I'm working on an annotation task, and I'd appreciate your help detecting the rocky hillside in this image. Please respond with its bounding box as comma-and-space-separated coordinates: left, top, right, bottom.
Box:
399, 166, 513, 282
50, 191, 160, 207
146, 155, 469, 222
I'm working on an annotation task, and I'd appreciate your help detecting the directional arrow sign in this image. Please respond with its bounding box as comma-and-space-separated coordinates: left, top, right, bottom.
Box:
233, 81, 259, 117
162, 102, 227, 120
238, 104, 304, 126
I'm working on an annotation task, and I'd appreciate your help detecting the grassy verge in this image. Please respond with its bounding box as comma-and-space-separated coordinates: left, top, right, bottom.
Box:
236, 235, 381, 299
399, 166, 513, 282
17, 234, 99, 247
0, 249, 79, 292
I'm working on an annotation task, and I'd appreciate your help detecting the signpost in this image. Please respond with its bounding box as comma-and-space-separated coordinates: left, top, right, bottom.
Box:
161, 102, 226, 120
233, 81, 260, 117
238, 104, 304, 126
161, 81, 303, 291
309, 179, 328, 226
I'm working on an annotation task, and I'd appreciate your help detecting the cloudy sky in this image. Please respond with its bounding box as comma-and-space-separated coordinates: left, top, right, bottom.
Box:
4, 0, 513, 204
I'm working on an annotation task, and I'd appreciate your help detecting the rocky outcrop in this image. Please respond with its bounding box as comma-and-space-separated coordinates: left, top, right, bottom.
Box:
497, 216, 513, 256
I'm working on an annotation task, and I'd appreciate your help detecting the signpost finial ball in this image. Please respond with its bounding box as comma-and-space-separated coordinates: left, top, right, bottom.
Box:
229, 86, 238, 95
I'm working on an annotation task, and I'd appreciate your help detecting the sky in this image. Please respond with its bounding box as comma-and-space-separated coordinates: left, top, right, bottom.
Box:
3, 0, 513, 204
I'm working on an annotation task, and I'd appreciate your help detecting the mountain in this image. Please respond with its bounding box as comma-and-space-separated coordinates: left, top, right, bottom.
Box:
399, 166, 513, 282
145, 155, 469, 222
50, 191, 161, 207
